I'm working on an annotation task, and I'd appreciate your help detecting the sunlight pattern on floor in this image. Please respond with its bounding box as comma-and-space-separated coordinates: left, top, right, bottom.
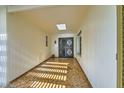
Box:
30, 81, 66, 88
26, 72, 67, 81
41, 64, 67, 69
10, 58, 91, 88
46, 62, 69, 65
35, 68, 67, 74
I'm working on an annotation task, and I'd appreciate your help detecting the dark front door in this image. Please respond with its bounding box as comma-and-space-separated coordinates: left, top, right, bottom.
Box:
59, 38, 73, 58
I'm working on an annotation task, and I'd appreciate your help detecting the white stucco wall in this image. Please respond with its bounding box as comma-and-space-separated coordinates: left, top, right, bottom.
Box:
76, 6, 117, 88
7, 13, 52, 83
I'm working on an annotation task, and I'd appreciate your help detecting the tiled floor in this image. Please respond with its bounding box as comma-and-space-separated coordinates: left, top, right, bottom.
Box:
9, 58, 92, 88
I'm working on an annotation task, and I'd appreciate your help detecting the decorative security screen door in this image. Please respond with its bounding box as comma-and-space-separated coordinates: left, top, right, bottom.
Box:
59, 38, 73, 58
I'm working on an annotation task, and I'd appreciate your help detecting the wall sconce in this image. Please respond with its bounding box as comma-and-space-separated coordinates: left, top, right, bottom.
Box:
54, 40, 56, 44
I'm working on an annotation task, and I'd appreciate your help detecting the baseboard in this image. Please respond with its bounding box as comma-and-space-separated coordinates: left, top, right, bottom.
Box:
9, 55, 53, 84
74, 57, 93, 88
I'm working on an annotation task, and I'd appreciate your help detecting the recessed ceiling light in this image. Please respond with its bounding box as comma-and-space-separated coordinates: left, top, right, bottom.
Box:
56, 24, 66, 31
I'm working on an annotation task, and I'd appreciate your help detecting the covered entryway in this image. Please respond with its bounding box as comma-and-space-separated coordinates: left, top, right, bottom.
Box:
0, 5, 117, 88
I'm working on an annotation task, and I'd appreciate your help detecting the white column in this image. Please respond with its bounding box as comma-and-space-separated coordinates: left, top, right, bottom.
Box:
0, 6, 7, 87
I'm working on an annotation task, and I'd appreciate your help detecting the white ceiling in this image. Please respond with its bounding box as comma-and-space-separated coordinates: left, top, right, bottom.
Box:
9, 6, 90, 34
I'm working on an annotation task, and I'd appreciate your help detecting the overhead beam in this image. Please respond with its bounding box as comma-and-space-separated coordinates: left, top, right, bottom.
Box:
7, 5, 48, 12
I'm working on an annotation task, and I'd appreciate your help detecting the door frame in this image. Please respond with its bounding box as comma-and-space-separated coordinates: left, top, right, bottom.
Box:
58, 37, 74, 58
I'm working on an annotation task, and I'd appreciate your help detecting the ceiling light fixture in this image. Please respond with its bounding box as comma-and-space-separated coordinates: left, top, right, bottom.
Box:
56, 24, 66, 31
